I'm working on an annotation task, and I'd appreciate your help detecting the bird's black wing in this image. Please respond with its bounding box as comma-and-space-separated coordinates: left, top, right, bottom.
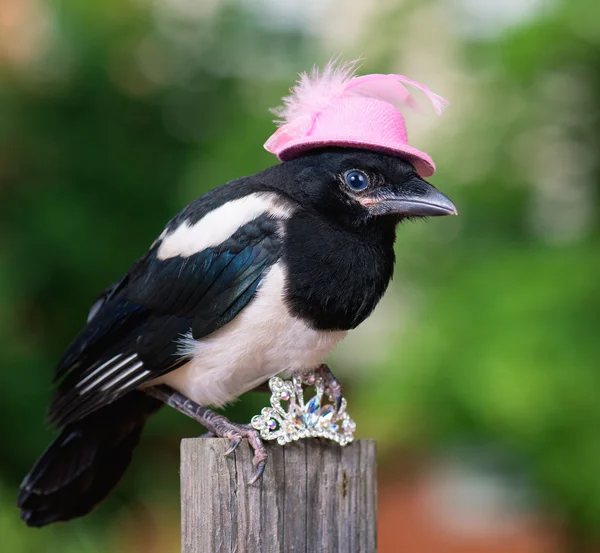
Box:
48, 213, 283, 427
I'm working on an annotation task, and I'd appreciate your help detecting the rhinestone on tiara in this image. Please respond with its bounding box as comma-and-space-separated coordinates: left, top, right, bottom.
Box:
250, 373, 356, 446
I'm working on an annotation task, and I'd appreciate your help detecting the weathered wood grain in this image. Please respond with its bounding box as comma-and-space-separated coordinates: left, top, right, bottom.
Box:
181, 438, 376, 553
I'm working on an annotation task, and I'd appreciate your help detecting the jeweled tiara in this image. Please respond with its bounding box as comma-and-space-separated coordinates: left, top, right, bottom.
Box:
251, 373, 356, 446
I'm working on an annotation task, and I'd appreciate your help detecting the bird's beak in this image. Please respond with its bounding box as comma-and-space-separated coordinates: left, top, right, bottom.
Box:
361, 178, 458, 218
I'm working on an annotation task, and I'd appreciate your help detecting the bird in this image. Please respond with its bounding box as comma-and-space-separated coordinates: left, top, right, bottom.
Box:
17, 61, 457, 527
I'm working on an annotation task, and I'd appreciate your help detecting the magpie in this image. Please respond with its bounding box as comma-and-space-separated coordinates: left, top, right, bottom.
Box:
17, 147, 456, 526
18, 59, 456, 525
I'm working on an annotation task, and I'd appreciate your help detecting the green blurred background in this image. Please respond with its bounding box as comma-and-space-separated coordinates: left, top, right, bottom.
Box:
1, 0, 599, 551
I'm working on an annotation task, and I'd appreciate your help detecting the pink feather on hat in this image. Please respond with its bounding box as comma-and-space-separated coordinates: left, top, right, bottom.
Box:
264, 59, 448, 178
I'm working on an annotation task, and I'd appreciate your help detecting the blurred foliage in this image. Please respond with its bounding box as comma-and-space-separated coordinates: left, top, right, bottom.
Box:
357, 0, 600, 542
1, 0, 600, 550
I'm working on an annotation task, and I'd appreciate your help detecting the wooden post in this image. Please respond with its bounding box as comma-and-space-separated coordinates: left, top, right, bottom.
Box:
181, 438, 376, 553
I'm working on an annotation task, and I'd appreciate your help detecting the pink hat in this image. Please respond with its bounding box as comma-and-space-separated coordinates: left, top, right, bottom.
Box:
264, 61, 447, 178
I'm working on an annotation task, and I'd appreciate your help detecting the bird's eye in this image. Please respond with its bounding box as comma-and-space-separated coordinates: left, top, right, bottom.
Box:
344, 170, 369, 191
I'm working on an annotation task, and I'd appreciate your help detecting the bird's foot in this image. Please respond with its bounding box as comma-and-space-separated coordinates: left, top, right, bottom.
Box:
145, 385, 267, 484
211, 420, 268, 484
313, 363, 344, 411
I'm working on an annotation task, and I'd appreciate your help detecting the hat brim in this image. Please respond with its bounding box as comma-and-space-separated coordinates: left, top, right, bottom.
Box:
277, 139, 436, 178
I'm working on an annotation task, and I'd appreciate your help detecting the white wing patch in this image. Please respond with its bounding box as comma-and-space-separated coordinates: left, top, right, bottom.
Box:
156, 192, 294, 260
100, 361, 146, 392
77, 353, 149, 395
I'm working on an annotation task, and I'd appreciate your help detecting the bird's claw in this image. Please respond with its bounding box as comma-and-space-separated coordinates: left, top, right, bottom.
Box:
335, 394, 343, 412
224, 437, 241, 456
245, 426, 268, 485
249, 460, 266, 485
315, 364, 344, 411
210, 422, 268, 483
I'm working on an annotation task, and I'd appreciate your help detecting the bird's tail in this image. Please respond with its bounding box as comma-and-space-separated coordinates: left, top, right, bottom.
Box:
18, 391, 162, 527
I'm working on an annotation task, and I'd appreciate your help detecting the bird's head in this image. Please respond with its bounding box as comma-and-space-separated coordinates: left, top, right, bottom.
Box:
278, 148, 457, 229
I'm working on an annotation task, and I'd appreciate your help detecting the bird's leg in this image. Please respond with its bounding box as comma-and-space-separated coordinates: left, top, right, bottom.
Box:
145, 385, 267, 484
314, 364, 344, 411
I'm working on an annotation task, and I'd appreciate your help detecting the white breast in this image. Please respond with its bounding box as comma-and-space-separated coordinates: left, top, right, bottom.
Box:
157, 262, 347, 408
